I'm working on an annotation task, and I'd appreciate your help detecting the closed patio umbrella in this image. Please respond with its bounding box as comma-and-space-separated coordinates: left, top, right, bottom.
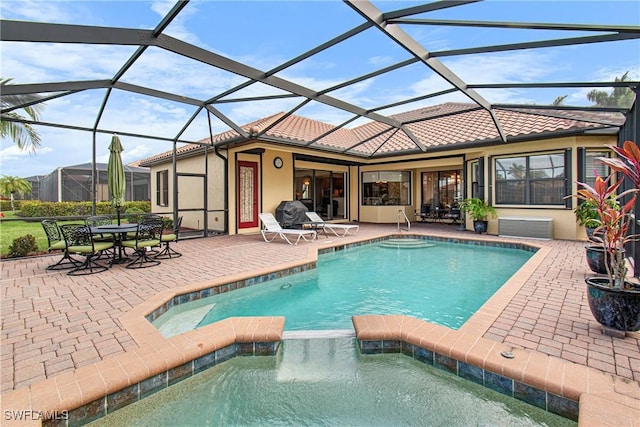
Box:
108, 134, 126, 225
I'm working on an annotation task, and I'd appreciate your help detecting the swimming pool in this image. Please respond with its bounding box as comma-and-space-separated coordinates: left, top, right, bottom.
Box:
89, 337, 574, 426
153, 238, 533, 335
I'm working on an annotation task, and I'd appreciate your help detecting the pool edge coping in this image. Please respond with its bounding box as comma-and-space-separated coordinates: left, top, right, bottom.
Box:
351, 314, 640, 427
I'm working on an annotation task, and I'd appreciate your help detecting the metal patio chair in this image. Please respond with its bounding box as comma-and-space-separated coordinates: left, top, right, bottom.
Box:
41, 219, 81, 270
121, 217, 164, 269
154, 216, 182, 259
60, 224, 115, 275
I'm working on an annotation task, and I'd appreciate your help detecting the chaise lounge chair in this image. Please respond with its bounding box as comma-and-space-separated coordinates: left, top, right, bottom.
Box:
259, 212, 317, 245
305, 211, 359, 237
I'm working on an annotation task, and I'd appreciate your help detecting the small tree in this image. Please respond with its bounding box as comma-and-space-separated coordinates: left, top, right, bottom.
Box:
0, 175, 32, 211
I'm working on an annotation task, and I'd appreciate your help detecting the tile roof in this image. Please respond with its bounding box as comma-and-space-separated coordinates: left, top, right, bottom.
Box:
139, 103, 625, 165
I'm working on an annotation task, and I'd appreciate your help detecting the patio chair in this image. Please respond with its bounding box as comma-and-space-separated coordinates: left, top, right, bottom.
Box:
41, 219, 81, 270
85, 215, 115, 258
415, 204, 432, 223
60, 224, 115, 275
259, 212, 316, 245
444, 207, 461, 224
121, 217, 164, 268
154, 216, 182, 259
305, 211, 359, 237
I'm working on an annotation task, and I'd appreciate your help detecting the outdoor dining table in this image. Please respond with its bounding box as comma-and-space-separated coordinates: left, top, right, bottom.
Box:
90, 224, 137, 264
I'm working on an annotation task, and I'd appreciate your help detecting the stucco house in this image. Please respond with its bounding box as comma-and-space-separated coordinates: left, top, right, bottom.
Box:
139, 102, 627, 241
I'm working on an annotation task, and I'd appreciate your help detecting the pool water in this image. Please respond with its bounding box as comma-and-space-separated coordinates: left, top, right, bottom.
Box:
90, 337, 574, 427
187, 239, 532, 332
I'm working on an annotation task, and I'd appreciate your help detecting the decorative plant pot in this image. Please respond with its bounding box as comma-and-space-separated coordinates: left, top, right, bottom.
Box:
473, 220, 488, 234
585, 277, 640, 332
585, 245, 606, 274
585, 227, 602, 242
584, 245, 624, 275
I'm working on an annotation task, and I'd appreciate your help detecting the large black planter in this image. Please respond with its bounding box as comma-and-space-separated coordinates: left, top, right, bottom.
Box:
584, 245, 624, 275
585, 277, 640, 332
585, 245, 607, 274
585, 227, 603, 242
473, 220, 488, 234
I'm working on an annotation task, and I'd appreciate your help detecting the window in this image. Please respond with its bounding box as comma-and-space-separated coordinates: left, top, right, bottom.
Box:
362, 171, 411, 205
495, 153, 565, 205
470, 161, 479, 198
585, 150, 609, 187
156, 170, 168, 206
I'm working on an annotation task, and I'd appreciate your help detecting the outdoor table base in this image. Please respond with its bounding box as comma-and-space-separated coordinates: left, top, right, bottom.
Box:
91, 224, 138, 264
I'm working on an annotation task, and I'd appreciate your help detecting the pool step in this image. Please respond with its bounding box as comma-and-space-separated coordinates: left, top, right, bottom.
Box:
379, 239, 437, 249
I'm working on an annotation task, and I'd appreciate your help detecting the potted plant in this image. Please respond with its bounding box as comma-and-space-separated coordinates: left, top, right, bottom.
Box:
575, 197, 619, 273
573, 198, 600, 240
576, 140, 640, 332
458, 197, 497, 234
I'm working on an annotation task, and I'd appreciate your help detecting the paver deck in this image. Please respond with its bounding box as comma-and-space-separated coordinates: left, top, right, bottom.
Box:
1, 223, 639, 419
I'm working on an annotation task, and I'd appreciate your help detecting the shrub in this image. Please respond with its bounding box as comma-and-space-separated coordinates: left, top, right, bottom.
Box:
162, 217, 174, 230
8, 234, 38, 257
1, 200, 22, 211
17, 201, 151, 218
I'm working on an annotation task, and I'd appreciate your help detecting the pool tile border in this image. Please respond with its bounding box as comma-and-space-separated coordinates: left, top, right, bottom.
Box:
0, 317, 285, 427
352, 314, 640, 427
146, 233, 539, 327
145, 261, 317, 323
43, 341, 279, 427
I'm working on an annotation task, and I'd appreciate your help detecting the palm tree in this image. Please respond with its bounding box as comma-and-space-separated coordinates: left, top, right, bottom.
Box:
0, 77, 44, 152
552, 95, 568, 106
0, 175, 32, 211
508, 163, 526, 179
587, 71, 635, 108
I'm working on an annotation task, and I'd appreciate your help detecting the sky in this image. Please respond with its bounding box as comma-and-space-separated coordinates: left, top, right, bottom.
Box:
1, 0, 639, 178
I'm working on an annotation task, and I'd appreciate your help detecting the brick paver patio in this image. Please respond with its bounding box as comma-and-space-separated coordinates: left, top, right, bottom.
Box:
1, 223, 638, 397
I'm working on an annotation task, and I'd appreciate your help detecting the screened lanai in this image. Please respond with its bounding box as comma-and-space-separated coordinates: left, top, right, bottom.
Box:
30, 162, 150, 203
1, 0, 639, 223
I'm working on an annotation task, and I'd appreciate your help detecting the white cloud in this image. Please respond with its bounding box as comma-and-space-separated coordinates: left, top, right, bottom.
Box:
0, 0, 72, 22
1, 42, 137, 84
151, 0, 202, 45
368, 56, 394, 67
0, 143, 50, 162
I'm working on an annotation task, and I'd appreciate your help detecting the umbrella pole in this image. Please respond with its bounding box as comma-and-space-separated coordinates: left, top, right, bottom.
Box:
116, 206, 121, 225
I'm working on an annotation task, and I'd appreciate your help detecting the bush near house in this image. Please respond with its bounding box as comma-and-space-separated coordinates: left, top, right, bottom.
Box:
18, 201, 150, 218
7, 234, 38, 257
0, 200, 22, 212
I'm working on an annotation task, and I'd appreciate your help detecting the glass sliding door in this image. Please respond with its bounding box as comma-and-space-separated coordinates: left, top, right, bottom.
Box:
438, 170, 461, 208
295, 169, 314, 213
294, 168, 347, 219
420, 170, 461, 209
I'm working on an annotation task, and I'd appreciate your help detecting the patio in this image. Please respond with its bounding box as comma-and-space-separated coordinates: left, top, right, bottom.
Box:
1, 223, 639, 423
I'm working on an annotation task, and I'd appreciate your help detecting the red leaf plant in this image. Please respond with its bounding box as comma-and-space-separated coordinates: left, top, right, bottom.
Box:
577, 140, 640, 289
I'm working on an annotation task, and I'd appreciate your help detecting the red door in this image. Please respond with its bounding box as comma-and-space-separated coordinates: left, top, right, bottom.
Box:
237, 161, 259, 228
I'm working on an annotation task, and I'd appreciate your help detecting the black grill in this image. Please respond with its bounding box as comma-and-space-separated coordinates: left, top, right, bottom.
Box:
275, 200, 308, 228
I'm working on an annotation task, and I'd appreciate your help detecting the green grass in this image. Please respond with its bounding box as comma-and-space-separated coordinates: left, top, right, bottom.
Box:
0, 213, 82, 257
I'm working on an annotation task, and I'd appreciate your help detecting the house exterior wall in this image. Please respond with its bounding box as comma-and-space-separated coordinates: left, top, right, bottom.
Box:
148, 133, 618, 241
149, 151, 226, 232
461, 134, 616, 240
